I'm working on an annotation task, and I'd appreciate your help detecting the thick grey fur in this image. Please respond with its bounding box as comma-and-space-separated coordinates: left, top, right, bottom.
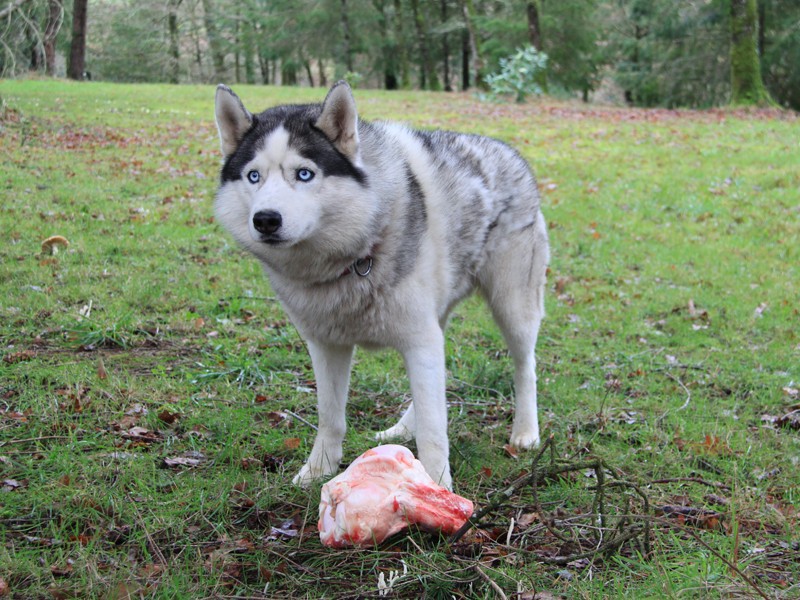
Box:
214, 81, 549, 490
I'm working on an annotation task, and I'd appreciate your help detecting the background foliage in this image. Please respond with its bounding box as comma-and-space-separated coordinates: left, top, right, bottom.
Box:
1, 0, 799, 109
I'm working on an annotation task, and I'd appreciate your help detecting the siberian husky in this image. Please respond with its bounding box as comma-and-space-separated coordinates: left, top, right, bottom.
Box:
214, 81, 549, 490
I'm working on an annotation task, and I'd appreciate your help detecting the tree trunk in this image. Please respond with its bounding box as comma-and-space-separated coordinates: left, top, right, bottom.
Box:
168, 0, 181, 84
373, 0, 398, 90
525, 0, 547, 93
461, 29, 469, 90
394, 0, 410, 88
201, 0, 226, 82
234, 17, 241, 83
303, 57, 314, 86
460, 0, 482, 88
410, 0, 439, 89
243, 21, 255, 84
526, 1, 542, 51
67, 0, 88, 80
341, 0, 353, 73
44, 0, 63, 75
441, 0, 451, 91
281, 61, 297, 86
258, 51, 269, 84
730, 0, 771, 105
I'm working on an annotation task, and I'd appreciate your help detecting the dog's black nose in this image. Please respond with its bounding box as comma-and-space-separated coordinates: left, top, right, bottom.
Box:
252, 210, 282, 235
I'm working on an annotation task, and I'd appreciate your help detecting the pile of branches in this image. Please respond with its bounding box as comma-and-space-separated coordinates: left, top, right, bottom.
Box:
450, 435, 650, 565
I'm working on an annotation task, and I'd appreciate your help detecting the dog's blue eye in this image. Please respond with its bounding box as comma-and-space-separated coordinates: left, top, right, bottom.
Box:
247, 170, 260, 184
297, 168, 315, 182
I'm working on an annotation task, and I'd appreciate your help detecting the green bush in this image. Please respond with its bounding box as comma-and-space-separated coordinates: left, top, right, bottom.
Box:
484, 46, 548, 103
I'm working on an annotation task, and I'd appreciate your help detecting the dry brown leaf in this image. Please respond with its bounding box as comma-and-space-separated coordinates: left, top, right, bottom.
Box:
157, 409, 180, 424
163, 452, 206, 468
503, 444, 519, 459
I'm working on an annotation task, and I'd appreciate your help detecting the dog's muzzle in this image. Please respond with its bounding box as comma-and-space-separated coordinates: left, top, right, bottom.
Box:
252, 210, 282, 238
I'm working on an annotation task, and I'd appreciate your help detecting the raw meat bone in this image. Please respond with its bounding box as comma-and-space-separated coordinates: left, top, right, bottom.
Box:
318, 445, 474, 548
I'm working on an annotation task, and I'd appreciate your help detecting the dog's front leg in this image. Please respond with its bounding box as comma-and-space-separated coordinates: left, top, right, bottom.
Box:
292, 341, 354, 487
402, 328, 452, 490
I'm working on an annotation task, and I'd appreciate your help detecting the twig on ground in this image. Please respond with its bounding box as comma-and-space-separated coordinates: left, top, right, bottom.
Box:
650, 515, 770, 600
650, 477, 731, 491
284, 410, 318, 431
450, 434, 651, 562
656, 371, 692, 426
0, 435, 70, 447
128, 495, 167, 567
472, 563, 508, 600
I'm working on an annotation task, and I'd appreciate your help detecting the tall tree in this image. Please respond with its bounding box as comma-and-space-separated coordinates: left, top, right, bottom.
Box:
43, 0, 63, 75
527, 1, 542, 50
201, 0, 226, 82
730, 0, 772, 105
340, 0, 354, 73
760, 0, 800, 110
394, 0, 411, 88
410, 0, 439, 89
373, 0, 398, 89
67, 0, 88, 79
460, 0, 482, 89
167, 0, 181, 83
441, 0, 451, 91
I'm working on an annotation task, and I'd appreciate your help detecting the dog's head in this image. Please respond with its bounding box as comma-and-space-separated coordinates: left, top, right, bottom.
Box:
214, 82, 372, 258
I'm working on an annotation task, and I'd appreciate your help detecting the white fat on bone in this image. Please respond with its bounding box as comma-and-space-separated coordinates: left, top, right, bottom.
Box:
318, 445, 473, 548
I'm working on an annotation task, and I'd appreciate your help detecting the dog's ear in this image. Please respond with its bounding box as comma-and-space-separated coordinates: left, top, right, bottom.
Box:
315, 81, 360, 161
215, 85, 252, 158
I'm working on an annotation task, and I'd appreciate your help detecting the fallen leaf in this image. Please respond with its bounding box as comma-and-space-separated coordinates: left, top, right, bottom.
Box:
658, 505, 724, 530
283, 437, 301, 451
2, 479, 24, 491
106, 581, 142, 600
503, 444, 519, 459
122, 427, 162, 443
754, 467, 781, 481
240, 457, 264, 470
157, 409, 180, 425
0, 577, 8, 596
269, 523, 299, 539
2, 350, 35, 364
703, 493, 729, 506
516, 512, 539, 528
50, 560, 74, 577
777, 410, 800, 430
163, 451, 206, 468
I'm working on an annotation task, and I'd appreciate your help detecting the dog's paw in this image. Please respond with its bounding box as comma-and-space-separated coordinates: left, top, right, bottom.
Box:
292, 463, 327, 488
509, 430, 541, 450
374, 423, 414, 443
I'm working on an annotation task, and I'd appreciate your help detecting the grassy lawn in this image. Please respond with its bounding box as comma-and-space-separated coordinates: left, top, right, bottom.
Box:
1, 78, 798, 599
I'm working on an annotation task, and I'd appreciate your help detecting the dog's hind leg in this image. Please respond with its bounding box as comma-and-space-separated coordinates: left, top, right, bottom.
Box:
293, 341, 354, 487
375, 401, 415, 443
479, 214, 549, 449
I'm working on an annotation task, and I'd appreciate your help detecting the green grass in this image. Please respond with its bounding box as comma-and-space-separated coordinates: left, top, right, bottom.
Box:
1, 78, 798, 598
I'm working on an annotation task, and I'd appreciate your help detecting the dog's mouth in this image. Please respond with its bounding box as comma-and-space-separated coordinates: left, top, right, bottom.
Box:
258, 235, 288, 246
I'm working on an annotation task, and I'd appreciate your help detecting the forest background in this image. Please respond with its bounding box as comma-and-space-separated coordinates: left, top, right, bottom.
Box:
1, 0, 798, 110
